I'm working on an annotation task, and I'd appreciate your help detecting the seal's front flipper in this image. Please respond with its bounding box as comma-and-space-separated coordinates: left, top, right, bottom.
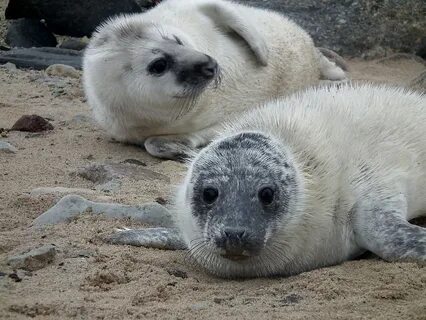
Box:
199, 1, 269, 66
106, 227, 187, 250
144, 136, 195, 161
352, 200, 426, 263
144, 128, 217, 160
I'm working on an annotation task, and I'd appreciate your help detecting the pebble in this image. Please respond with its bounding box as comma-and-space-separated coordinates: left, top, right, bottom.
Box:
280, 293, 303, 305
0, 62, 17, 71
45, 64, 80, 78
0, 141, 17, 153
32, 194, 174, 227
11, 114, 54, 132
166, 268, 188, 279
7, 244, 57, 271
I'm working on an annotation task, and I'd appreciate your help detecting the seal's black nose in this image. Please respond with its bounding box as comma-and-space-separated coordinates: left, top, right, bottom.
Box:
194, 56, 218, 80
223, 228, 247, 242
216, 227, 249, 257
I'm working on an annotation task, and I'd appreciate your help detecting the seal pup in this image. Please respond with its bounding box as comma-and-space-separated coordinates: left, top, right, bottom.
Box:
83, 0, 346, 160
109, 83, 425, 278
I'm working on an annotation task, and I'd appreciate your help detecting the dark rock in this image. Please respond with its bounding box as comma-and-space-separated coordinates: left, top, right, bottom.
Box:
11, 115, 54, 132
5, 0, 142, 37
0, 47, 82, 70
7, 244, 57, 271
155, 197, 168, 206
238, 0, 426, 57
8, 273, 22, 282
6, 18, 57, 48
0, 271, 6, 277
135, 0, 161, 9
59, 38, 87, 51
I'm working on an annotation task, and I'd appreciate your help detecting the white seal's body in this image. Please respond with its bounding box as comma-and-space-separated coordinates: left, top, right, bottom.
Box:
175, 84, 426, 278
83, 0, 346, 158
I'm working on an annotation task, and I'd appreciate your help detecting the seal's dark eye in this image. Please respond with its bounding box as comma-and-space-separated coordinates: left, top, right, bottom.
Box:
202, 187, 219, 204
258, 187, 274, 205
148, 58, 168, 75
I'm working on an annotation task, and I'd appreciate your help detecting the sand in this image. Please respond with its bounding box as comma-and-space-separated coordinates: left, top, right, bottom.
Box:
0, 4, 426, 319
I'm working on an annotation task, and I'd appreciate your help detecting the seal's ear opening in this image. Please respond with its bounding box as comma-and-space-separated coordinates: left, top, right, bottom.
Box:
199, 2, 269, 66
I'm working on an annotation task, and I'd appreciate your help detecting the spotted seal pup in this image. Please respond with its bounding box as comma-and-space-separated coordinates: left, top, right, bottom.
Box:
109, 83, 425, 278
83, 0, 346, 160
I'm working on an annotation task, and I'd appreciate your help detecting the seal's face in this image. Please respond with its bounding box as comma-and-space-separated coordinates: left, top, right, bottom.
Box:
182, 132, 301, 277
87, 20, 220, 119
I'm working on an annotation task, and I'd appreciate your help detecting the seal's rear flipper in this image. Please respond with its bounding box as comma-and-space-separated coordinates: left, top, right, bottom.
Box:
199, 1, 269, 66
352, 201, 426, 263
106, 227, 187, 250
317, 48, 347, 81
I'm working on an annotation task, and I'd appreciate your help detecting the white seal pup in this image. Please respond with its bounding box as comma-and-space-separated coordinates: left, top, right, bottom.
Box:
109, 83, 425, 278
83, 0, 346, 159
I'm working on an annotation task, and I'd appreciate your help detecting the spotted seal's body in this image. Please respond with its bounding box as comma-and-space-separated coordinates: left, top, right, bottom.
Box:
83, 0, 346, 159
109, 83, 425, 278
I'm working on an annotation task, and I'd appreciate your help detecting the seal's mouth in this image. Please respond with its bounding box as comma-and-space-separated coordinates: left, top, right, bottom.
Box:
221, 254, 250, 261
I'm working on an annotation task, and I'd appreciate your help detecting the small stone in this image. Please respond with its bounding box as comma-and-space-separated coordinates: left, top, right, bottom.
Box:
166, 268, 188, 279
155, 197, 168, 206
213, 296, 234, 304
45, 64, 79, 78
0, 141, 17, 153
0, 62, 17, 71
8, 272, 22, 282
280, 293, 303, 305
11, 114, 54, 132
0, 271, 6, 277
7, 244, 57, 271
1, 131, 8, 137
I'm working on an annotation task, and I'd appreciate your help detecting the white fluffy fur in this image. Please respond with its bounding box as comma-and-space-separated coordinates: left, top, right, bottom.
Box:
83, 0, 346, 157
175, 83, 426, 277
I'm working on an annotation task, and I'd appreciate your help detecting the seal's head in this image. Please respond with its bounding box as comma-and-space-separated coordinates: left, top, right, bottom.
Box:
176, 131, 304, 278
84, 15, 220, 121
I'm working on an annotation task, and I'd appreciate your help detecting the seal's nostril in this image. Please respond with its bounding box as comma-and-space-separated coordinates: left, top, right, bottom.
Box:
223, 228, 247, 241
200, 62, 217, 79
